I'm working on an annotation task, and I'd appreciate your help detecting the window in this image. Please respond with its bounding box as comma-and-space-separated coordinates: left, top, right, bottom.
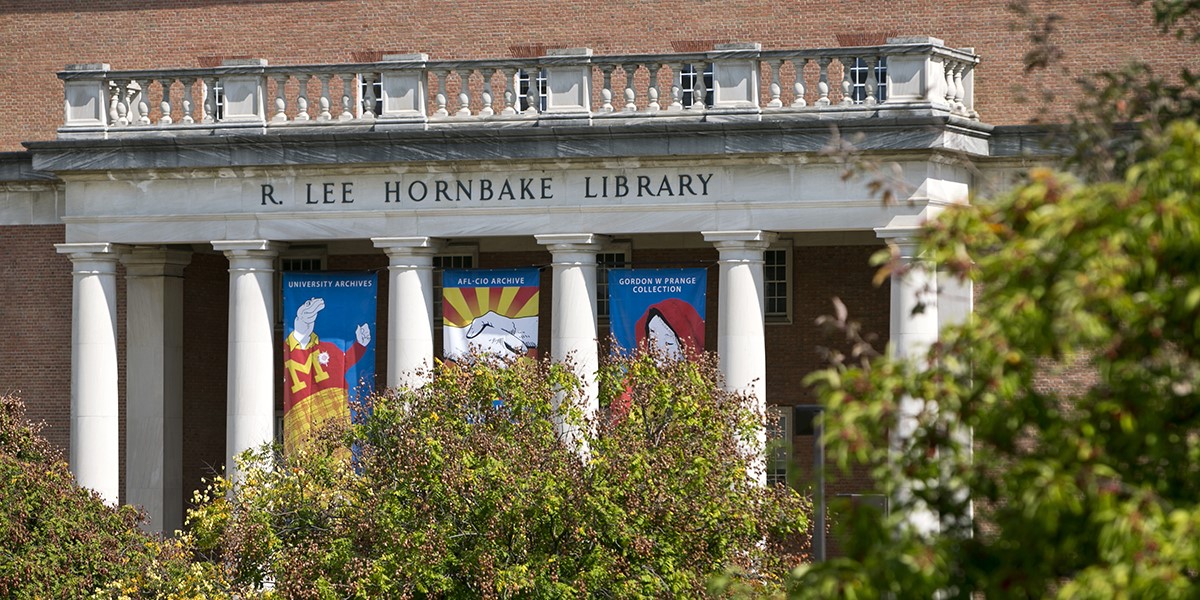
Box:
433, 250, 476, 320
766, 405, 793, 486
849, 57, 887, 104
281, 256, 323, 272
516, 68, 547, 112
680, 63, 714, 108
764, 245, 792, 322
359, 73, 383, 117
596, 249, 630, 322
276, 250, 327, 327
210, 79, 225, 120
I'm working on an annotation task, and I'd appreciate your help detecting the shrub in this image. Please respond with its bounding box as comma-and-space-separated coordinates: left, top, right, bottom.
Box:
0, 393, 224, 599
191, 353, 810, 598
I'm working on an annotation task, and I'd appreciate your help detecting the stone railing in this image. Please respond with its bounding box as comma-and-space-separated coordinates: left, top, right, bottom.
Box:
58, 36, 978, 138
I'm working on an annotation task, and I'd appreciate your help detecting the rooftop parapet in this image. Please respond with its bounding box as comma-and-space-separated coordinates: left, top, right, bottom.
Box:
57, 38, 978, 139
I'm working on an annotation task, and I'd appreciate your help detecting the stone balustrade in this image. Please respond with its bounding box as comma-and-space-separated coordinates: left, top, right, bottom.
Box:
58, 36, 978, 138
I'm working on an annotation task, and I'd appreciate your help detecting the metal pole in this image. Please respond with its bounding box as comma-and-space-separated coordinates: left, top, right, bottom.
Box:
813, 407, 825, 562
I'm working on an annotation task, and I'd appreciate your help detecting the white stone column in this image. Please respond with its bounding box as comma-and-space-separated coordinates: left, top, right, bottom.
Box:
55, 242, 124, 504
213, 240, 283, 484
876, 224, 940, 534
122, 248, 190, 533
536, 234, 607, 421
372, 237, 445, 390
703, 230, 776, 485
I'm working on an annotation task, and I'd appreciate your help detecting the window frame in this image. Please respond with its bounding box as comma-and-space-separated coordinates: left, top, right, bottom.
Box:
766, 405, 794, 487
516, 68, 548, 112
849, 56, 888, 105
432, 245, 480, 321
275, 248, 328, 329
680, 63, 715, 108
764, 242, 793, 324
595, 242, 632, 325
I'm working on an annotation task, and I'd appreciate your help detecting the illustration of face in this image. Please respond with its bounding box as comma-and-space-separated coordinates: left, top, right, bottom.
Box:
646, 313, 683, 361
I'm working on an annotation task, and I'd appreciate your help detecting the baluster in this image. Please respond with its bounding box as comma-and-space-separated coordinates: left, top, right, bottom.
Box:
524, 66, 539, 114
647, 64, 661, 112
816, 57, 831, 107
201, 77, 216, 124
840, 59, 854, 106
689, 63, 706, 111
456, 70, 472, 117
600, 65, 614, 113
114, 79, 132, 125
623, 65, 637, 112
433, 71, 449, 117
481, 69, 497, 116
158, 78, 173, 125
763, 60, 780, 108
952, 62, 966, 114
338, 74, 354, 120
114, 79, 131, 126
361, 73, 377, 119
131, 79, 150, 125
790, 58, 808, 108
499, 68, 517, 115
317, 74, 333, 121
944, 61, 956, 108
865, 57, 879, 106
296, 74, 311, 121
108, 81, 120, 125
272, 75, 289, 122
669, 63, 683, 111
181, 78, 195, 123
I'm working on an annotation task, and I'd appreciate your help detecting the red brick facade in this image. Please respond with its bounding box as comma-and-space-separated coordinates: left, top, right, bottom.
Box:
2, 0, 1199, 150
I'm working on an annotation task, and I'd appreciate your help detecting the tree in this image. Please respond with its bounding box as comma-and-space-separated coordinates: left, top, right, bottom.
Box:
189, 353, 810, 598
787, 119, 1200, 598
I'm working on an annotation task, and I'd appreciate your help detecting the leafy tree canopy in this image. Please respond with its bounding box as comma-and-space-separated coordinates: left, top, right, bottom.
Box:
790, 119, 1200, 598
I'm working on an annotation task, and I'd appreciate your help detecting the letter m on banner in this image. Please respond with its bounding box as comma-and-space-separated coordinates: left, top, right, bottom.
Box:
281, 272, 377, 456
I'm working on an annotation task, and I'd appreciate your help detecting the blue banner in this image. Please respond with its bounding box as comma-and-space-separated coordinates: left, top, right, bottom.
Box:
281, 271, 377, 456
609, 268, 707, 359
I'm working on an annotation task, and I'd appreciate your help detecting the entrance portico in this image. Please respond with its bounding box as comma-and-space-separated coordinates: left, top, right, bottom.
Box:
32, 38, 986, 531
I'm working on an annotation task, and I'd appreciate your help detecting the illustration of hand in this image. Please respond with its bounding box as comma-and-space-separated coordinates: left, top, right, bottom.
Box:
465, 311, 537, 356
292, 297, 325, 346
356, 323, 371, 346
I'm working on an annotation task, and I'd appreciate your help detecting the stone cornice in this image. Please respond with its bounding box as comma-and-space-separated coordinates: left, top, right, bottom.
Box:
26, 114, 995, 174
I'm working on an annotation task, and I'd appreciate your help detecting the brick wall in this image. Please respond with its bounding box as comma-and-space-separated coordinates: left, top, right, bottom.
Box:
181, 251, 228, 505
0, 225, 73, 452
4, 0, 1199, 149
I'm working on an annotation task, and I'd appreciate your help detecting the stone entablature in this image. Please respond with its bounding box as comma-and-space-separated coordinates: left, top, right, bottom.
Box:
56, 37, 978, 138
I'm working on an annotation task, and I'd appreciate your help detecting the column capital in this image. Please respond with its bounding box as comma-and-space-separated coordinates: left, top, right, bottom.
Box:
875, 216, 925, 260
536, 233, 609, 250
121, 247, 193, 278
372, 236, 447, 258
212, 240, 285, 271
703, 230, 777, 249
212, 239, 286, 257
56, 242, 126, 271
704, 230, 777, 262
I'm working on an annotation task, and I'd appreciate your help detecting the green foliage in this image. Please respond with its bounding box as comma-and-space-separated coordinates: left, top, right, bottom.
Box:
0, 393, 225, 599
790, 120, 1200, 598
192, 354, 810, 598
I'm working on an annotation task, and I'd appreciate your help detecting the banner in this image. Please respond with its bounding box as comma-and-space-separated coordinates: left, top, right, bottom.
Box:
443, 268, 540, 360
609, 268, 707, 359
282, 272, 377, 456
